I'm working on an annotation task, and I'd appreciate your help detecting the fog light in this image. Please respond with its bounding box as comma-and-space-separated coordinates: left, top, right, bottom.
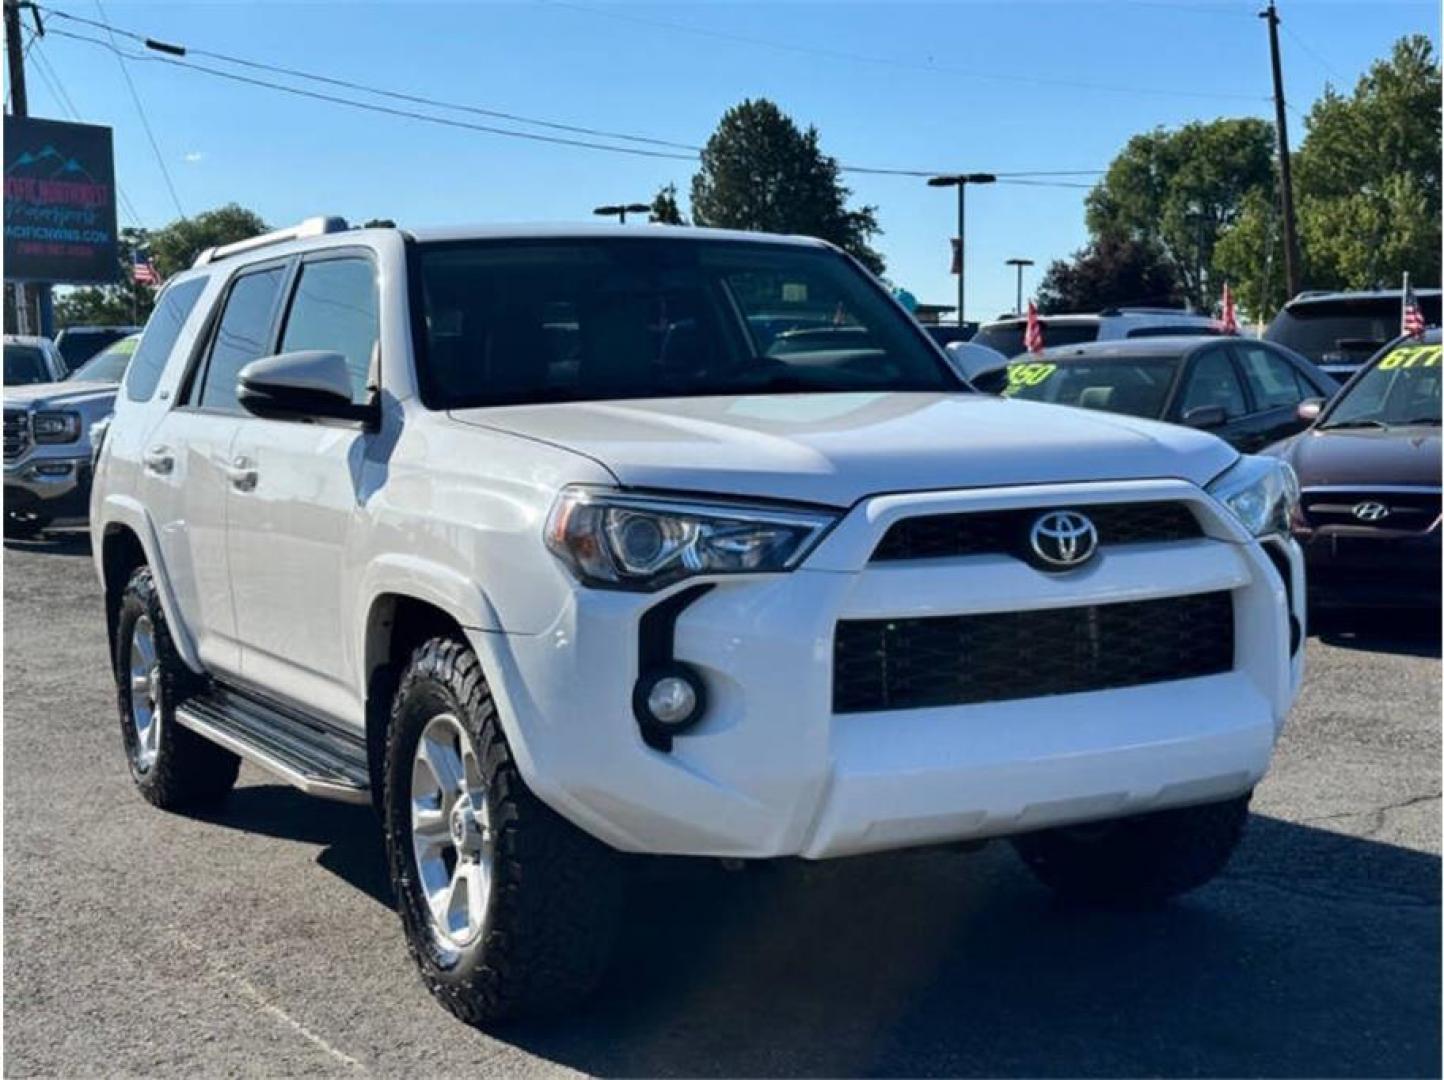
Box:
633, 664, 706, 736
32, 462, 73, 478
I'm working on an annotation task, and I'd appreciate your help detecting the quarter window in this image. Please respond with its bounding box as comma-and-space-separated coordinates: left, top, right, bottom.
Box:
125, 278, 206, 402
1180, 349, 1248, 419
278, 257, 379, 404
197, 266, 286, 411
1234, 343, 1305, 408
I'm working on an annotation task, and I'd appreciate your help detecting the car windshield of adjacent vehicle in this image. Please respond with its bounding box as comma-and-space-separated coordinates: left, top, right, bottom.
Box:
1319, 341, 1442, 430
999, 355, 1180, 418
972, 320, 1099, 358
68, 334, 140, 384
1266, 295, 1442, 365
4, 344, 50, 386
55, 328, 132, 370
412, 238, 959, 408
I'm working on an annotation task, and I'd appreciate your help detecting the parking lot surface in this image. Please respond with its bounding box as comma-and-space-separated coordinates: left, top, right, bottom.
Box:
4, 530, 1440, 1078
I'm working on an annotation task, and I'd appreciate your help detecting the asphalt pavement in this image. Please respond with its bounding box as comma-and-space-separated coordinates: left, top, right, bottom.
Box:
4, 529, 1439, 1078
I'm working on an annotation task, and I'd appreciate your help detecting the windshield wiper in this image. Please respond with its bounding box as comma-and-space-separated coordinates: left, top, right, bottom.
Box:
1317, 418, 1389, 431
1399, 416, 1441, 426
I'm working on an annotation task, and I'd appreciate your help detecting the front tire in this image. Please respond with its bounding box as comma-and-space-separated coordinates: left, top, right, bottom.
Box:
114, 566, 240, 808
1011, 793, 1251, 905
383, 637, 623, 1025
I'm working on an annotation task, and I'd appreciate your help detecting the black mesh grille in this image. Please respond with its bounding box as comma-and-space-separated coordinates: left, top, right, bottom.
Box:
872, 501, 1203, 562
4, 409, 29, 464
833, 591, 1234, 713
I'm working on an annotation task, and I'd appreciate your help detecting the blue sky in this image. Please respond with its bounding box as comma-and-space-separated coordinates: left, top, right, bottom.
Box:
14, 0, 1438, 319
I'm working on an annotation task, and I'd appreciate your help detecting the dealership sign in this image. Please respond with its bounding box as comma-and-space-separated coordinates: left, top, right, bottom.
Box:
4, 116, 120, 284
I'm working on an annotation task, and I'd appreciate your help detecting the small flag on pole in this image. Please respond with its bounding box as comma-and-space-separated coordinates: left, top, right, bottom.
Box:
949, 238, 961, 276
1402, 273, 1426, 339
1218, 282, 1238, 335
131, 249, 161, 287
1024, 300, 1045, 355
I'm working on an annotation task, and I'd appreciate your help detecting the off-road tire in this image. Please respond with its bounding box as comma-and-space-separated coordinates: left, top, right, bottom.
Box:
115, 566, 240, 808
383, 637, 624, 1026
1011, 792, 1251, 905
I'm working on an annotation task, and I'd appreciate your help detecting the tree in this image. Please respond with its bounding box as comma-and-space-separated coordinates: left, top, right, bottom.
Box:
649, 183, 686, 225
690, 99, 885, 274
1085, 118, 1275, 310
1035, 236, 1183, 314
147, 203, 268, 279
56, 227, 157, 329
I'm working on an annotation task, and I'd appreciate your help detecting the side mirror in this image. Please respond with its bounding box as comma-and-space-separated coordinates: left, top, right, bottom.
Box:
1182, 404, 1228, 429
237, 351, 376, 426
1296, 397, 1325, 424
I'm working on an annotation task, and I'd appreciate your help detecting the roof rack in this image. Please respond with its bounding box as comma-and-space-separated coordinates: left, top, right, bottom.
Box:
192, 216, 350, 268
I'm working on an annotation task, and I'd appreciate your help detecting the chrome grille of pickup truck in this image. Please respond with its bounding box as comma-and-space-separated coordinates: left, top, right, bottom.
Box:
871, 501, 1203, 562
833, 591, 1234, 713
3, 409, 30, 463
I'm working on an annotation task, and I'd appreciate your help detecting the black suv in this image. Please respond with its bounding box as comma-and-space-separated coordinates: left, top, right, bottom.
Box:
1265, 289, 1441, 379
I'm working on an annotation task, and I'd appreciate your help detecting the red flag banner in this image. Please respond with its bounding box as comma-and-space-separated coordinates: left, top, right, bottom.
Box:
950, 238, 960, 276
1024, 300, 1044, 355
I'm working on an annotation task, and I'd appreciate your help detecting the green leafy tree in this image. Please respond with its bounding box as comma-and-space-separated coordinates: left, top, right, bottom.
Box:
147, 203, 268, 279
1085, 118, 1276, 310
1036, 236, 1182, 314
690, 99, 885, 274
1212, 189, 1284, 322
649, 183, 686, 225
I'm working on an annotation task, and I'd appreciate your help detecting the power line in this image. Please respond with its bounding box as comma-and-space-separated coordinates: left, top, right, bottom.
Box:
1280, 22, 1351, 87
45, 25, 1101, 189
89, 0, 184, 218
542, 0, 1273, 105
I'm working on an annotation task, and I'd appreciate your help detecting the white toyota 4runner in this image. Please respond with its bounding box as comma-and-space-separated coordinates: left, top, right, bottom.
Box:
91, 218, 1305, 1024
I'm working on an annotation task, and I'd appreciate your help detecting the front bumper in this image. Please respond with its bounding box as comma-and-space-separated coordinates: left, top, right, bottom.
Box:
4, 456, 92, 521
1297, 526, 1442, 609
473, 479, 1305, 860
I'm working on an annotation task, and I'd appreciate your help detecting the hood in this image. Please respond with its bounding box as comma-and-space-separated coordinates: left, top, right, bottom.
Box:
1275, 425, 1442, 489
3, 379, 118, 412
451, 392, 1239, 507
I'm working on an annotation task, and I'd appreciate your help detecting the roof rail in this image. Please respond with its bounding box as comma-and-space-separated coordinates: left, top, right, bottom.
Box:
192, 216, 350, 268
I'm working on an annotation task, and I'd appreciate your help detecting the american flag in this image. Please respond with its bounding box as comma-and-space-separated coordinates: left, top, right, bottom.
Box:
1218, 281, 1238, 335
131, 249, 161, 287
1402, 274, 1426, 338
1024, 300, 1045, 354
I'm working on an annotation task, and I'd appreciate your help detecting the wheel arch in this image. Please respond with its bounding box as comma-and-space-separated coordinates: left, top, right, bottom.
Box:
95, 497, 203, 672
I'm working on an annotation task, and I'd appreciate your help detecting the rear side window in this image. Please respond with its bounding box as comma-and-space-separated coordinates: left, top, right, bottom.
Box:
1125, 325, 1220, 339
1233, 342, 1305, 408
1180, 348, 1248, 419
278, 257, 379, 404
197, 266, 286, 412
125, 279, 206, 403
972, 321, 1098, 358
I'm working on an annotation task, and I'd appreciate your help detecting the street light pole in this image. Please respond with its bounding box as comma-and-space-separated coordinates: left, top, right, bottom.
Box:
593, 202, 652, 224
927, 173, 996, 327
1005, 257, 1034, 314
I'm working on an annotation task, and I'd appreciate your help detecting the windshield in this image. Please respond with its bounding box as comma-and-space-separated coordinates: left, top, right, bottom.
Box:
1321, 341, 1441, 429
972, 320, 1099, 359
69, 334, 140, 383
56, 328, 129, 370
1000, 355, 1181, 418
1266, 296, 1441, 365
4, 345, 51, 386
413, 238, 958, 408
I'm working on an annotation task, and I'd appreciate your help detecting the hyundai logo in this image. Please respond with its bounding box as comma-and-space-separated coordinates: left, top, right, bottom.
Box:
1352, 501, 1390, 522
1029, 510, 1099, 569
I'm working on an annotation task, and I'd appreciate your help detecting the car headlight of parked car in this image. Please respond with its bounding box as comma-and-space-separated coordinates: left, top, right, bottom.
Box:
545, 487, 837, 590
1206, 455, 1299, 538
89, 414, 112, 464
32, 410, 82, 444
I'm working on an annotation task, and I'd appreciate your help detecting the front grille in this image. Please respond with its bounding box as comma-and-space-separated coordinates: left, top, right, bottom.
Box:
871, 501, 1203, 562
1300, 489, 1442, 533
3, 409, 29, 463
833, 591, 1234, 713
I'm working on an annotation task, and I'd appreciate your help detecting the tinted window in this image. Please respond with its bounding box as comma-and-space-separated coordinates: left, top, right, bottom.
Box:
126, 278, 207, 403
1265, 295, 1441, 365
1233, 342, 1305, 408
1322, 341, 1441, 429
1002, 356, 1180, 418
198, 267, 286, 411
56, 327, 133, 370
1125, 325, 1221, 339
415, 239, 956, 408
973, 320, 1098, 358
279, 257, 379, 404
71, 334, 139, 384
1180, 349, 1248, 419
4, 345, 50, 386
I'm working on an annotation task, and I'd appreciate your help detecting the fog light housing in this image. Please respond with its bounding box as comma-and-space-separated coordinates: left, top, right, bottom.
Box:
633, 663, 706, 746
32, 462, 73, 478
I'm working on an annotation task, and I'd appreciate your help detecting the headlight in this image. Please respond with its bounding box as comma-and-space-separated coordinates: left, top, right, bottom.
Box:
90, 415, 112, 464
545, 488, 837, 590
32, 410, 81, 444
1206, 455, 1299, 538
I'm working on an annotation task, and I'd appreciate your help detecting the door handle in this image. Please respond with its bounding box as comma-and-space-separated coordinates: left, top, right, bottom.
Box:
143, 446, 174, 476
226, 455, 258, 492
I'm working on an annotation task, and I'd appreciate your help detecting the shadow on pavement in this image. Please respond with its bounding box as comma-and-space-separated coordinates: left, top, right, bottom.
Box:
201, 784, 1442, 1077
3, 528, 93, 558
1312, 608, 1441, 659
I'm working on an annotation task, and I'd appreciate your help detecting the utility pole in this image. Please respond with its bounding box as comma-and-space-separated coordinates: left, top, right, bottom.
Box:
1261, 1, 1302, 300
1005, 257, 1034, 315
593, 202, 651, 224
927, 173, 996, 327
5, 0, 32, 334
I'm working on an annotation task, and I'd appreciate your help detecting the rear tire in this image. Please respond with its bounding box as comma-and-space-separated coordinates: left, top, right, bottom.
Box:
383, 636, 623, 1026
114, 566, 240, 809
1011, 793, 1251, 905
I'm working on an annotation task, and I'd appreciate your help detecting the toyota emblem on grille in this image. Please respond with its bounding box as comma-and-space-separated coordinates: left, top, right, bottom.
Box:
1029, 511, 1099, 569
1352, 501, 1390, 522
